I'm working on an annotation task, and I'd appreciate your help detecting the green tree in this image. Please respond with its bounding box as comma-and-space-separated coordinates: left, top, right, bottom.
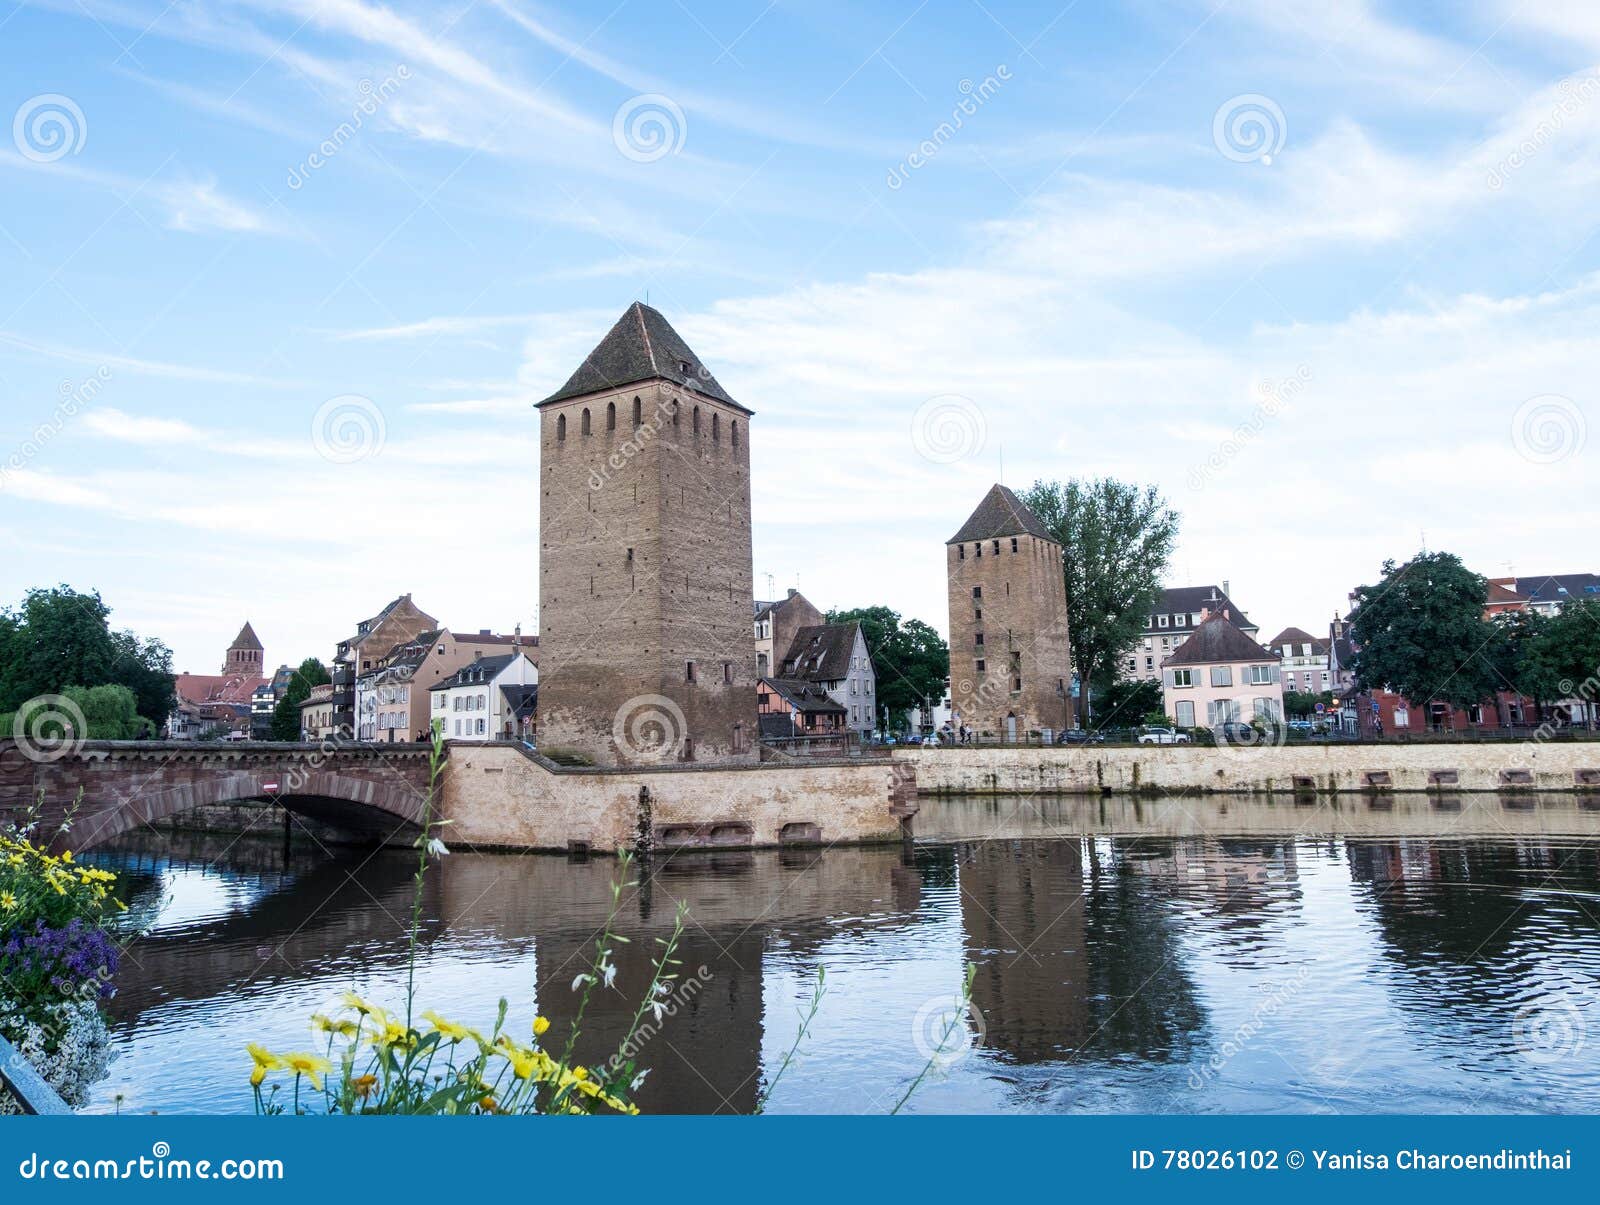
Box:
1349, 553, 1497, 709
1485, 609, 1562, 712
1095, 678, 1162, 727
1538, 599, 1600, 729
826, 606, 948, 730
0, 683, 152, 741
0, 585, 175, 729
1282, 689, 1335, 719
1019, 478, 1180, 724
269, 657, 332, 741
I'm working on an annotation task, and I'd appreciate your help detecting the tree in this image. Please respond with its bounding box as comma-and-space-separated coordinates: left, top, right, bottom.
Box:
1485, 609, 1562, 712
1537, 599, 1600, 728
1349, 553, 1497, 709
1282, 689, 1334, 719
0, 683, 153, 741
1020, 478, 1180, 724
269, 657, 332, 741
1095, 678, 1162, 727
825, 606, 948, 730
0, 585, 175, 730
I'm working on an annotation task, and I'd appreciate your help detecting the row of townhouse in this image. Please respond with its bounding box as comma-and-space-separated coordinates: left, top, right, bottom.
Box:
751, 592, 877, 744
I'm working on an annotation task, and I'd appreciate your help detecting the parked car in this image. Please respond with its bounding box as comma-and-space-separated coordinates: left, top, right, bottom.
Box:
1055, 728, 1105, 745
919, 734, 943, 747
1213, 721, 1258, 743
1136, 726, 1191, 745
1286, 718, 1314, 733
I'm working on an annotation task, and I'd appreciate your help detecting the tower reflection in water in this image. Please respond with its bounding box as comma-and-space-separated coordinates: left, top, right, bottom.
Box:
90, 791, 1600, 1114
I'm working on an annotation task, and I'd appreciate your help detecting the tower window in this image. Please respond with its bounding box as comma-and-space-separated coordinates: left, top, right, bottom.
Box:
607, 401, 616, 430
686, 660, 697, 683
723, 661, 732, 683
712, 413, 720, 442
958, 545, 965, 560
581, 408, 592, 435
633, 396, 642, 427
975, 659, 986, 672
693, 406, 701, 435
972, 586, 982, 599
556, 414, 566, 441
993, 539, 1000, 554
1011, 537, 1018, 553
731, 421, 739, 449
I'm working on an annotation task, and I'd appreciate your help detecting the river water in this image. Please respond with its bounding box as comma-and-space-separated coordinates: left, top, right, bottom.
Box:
82, 792, 1600, 1114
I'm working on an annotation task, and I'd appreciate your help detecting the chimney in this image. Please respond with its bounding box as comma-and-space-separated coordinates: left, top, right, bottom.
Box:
787, 588, 797, 598
480, 628, 491, 636
1222, 580, 1230, 599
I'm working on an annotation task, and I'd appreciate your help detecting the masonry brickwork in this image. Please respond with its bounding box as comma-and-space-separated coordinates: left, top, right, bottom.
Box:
946, 485, 1074, 739
536, 304, 759, 766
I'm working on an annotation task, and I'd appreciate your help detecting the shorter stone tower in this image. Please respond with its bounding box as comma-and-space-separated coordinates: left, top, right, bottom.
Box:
222, 621, 265, 676
946, 485, 1073, 740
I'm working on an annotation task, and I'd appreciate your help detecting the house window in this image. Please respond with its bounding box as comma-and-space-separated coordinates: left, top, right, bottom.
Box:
1253, 698, 1279, 722
1211, 666, 1233, 687
1158, 615, 1169, 627
1174, 701, 1195, 726
1207, 698, 1239, 724
1171, 669, 1194, 687
1248, 664, 1276, 685
992, 540, 1000, 554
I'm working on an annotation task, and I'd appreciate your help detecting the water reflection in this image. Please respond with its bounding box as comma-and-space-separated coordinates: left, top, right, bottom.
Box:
84, 793, 1600, 1114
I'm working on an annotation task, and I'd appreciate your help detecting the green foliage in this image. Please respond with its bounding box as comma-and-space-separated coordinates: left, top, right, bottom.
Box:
1350, 553, 1498, 709
0, 685, 153, 743
0, 586, 175, 731
1535, 600, 1600, 712
1019, 478, 1180, 721
825, 606, 948, 722
1282, 690, 1335, 718
1095, 678, 1163, 727
269, 657, 331, 741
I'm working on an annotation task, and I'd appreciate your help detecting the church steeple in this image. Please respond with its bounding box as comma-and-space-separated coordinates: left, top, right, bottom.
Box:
222, 621, 264, 675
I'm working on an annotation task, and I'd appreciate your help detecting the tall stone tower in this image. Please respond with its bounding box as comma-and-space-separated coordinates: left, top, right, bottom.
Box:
946, 484, 1073, 740
536, 303, 758, 766
222, 621, 264, 676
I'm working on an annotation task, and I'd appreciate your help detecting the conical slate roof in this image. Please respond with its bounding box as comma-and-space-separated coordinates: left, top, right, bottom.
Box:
948, 484, 1056, 544
230, 621, 263, 651
1163, 613, 1273, 667
538, 302, 748, 413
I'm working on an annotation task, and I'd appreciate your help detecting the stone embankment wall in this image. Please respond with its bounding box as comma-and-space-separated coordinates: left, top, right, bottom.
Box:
442, 744, 913, 852
895, 742, 1600, 795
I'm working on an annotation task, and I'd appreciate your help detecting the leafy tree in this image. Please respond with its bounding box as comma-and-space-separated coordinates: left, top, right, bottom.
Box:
0, 684, 153, 741
1349, 553, 1497, 709
269, 657, 332, 741
1095, 677, 1162, 727
1485, 609, 1563, 710
825, 606, 948, 729
0, 585, 175, 729
1538, 600, 1600, 728
1019, 478, 1180, 723
1282, 690, 1335, 718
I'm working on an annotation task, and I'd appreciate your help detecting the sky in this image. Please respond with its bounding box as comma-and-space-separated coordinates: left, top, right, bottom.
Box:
0, 0, 1596, 675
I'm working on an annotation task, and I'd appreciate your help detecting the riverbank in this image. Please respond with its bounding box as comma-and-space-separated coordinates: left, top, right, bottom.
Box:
896, 741, 1600, 795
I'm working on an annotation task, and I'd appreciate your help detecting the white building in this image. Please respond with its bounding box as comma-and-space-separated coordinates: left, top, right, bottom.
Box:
778, 622, 876, 743
428, 651, 538, 741
1267, 627, 1333, 698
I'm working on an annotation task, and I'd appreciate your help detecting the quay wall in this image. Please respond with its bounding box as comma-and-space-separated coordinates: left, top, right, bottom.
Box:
441, 744, 911, 852
894, 742, 1600, 796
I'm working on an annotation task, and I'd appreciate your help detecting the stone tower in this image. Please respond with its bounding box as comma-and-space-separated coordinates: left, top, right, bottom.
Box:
536, 303, 758, 766
946, 484, 1073, 740
222, 621, 264, 676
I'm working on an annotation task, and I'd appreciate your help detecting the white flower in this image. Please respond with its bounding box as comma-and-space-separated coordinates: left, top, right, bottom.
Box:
602, 963, 619, 989
629, 1069, 650, 1091
425, 837, 450, 858
571, 973, 595, 992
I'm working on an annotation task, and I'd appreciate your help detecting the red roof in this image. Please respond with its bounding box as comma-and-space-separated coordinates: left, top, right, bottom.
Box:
174, 672, 267, 706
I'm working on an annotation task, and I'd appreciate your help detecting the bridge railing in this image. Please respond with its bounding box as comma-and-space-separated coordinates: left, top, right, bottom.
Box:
0, 1033, 72, 1114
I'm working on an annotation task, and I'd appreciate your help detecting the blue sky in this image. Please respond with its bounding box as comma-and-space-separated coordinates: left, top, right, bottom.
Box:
1, 0, 1596, 673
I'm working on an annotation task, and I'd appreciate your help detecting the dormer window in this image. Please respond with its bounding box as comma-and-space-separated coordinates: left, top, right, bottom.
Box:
678, 359, 693, 376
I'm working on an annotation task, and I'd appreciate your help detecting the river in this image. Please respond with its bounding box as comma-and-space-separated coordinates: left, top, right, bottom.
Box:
81, 791, 1600, 1114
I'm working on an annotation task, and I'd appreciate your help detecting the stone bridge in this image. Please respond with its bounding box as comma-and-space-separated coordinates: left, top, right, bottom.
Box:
0, 740, 435, 851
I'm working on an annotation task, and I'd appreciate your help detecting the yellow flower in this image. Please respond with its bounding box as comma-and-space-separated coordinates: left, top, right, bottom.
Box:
421, 1010, 477, 1044
533, 1015, 551, 1037
0, 890, 16, 911
312, 1013, 359, 1039
341, 990, 378, 1017
281, 1052, 332, 1090
247, 1043, 281, 1071
350, 1074, 378, 1100
369, 1018, 418, 1053
494, 1036, 555, 1082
